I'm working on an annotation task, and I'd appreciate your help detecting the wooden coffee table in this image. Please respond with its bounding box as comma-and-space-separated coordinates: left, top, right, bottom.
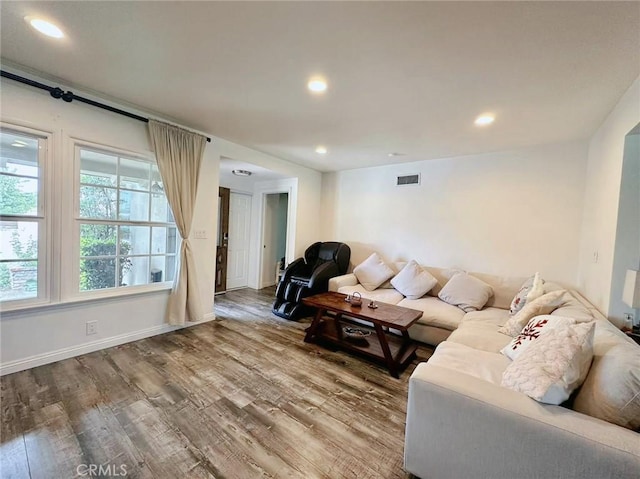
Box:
302, 291, 422, 378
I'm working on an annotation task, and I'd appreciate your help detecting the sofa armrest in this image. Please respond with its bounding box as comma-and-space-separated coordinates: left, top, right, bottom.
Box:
328, 273, 358, 292
405, 363, 640, 479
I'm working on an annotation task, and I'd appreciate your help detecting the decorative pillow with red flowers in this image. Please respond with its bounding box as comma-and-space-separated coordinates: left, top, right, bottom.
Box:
501, 315, 577, 361
509, 272, 545, 316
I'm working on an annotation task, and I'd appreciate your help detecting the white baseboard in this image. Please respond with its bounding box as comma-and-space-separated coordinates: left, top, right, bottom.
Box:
0, 313, 216, 376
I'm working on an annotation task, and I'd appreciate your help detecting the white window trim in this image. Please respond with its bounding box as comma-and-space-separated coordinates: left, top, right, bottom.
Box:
0, 123, 53, 312
61, 139, 176, 303
0, 129, 178, 314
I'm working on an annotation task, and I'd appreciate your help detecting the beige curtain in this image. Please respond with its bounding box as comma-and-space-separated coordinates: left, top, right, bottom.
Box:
148, 120, 207, 325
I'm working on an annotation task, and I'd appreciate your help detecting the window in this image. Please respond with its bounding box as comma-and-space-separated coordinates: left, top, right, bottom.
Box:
0, 128, 47, 303
77, 146, 177, 293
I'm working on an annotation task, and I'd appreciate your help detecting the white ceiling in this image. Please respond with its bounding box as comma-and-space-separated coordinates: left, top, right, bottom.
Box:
1, 2, 639, 172
219, 157, 290, 190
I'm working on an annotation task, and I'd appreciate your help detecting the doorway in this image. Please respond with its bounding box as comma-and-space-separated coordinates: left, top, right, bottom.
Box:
609, 123, 640, 324
261, 192, 289, 287
227, 192, 252, 289
215, 187, 230, 294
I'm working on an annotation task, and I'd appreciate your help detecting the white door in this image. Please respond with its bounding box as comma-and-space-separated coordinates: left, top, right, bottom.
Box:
227, 192, 252, 289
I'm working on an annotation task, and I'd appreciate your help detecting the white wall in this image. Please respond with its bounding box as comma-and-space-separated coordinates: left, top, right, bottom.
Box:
0, 78, 219, 373
216, 139, 322, 260
0, 75, 322, 374
321, 141, 588, 285
577, 76, 640, 322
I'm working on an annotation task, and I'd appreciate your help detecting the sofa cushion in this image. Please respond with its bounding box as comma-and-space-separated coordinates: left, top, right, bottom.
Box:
447, 321, 512, 353
499, 290, 568, 336
551, 292, 596, 323
501, 321, 595, 405
353, 253, 394, 291
398, 296, 465, 331
438, 273, 494, 312
428, 341, 509, 385
470, 272, 527, 310
390, 260, 437, 300
463, 307, 510, 327
337, 284, 404, 305
573, 320, 640, 430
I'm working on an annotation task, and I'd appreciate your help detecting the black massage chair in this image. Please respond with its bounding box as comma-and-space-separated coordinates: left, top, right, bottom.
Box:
272, 242, 351, 320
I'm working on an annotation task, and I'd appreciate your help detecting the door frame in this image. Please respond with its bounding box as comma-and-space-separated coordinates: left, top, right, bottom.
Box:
251, 178, 297, 290
215, 187, 230, 294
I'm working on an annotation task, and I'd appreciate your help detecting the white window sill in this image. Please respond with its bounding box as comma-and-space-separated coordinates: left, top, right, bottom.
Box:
0, 282, 173, 316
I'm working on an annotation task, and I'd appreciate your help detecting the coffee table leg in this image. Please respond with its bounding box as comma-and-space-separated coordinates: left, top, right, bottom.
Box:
398, 329, 417, 363
304, 308, 325, 343
374, 323, 399, 378
334, 313, 344, 341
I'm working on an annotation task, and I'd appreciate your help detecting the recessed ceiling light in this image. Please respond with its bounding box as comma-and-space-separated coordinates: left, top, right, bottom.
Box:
315, 146, 328, 154
232, 169, 252, 177
26, 17, 64, 39
307, 78, 327, 93
474, 114, 495, 126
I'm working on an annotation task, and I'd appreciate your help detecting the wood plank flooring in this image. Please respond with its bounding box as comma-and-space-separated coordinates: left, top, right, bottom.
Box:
0, 287, 433, 478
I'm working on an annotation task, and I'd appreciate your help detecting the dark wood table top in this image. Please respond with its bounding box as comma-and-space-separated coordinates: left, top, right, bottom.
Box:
302, 291, 422, 330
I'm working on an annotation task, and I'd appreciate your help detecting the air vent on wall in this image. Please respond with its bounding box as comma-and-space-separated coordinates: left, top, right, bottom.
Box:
396, 174, 420, 186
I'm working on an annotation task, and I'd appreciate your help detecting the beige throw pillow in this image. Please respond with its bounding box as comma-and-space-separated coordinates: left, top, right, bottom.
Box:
501, 321, 595, 405
573, 342, 640, 430
353, 253, 394, 291
499, 290, 567, 337
390, 260, 438, 300
437, 273, 494, 312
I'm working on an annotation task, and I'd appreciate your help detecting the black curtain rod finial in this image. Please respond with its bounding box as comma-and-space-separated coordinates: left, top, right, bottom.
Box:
50, 87, 63, 99
2, 69, 212, 142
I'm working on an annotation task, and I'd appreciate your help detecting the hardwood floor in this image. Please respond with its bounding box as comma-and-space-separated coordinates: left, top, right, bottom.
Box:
1, 287, 433, 478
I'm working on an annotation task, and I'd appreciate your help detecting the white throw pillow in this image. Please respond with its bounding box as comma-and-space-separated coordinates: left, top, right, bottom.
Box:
501, 321, 595, 405
527, 272, 545, 302
353, 253, 395, 291
499, 289, 567, 337
509, 275, 535, 315
501, 315, 577, 361
437, 273, 494, 312
390, 260, 438, 300
379, 261, 406, 289
509, 273, 545, 316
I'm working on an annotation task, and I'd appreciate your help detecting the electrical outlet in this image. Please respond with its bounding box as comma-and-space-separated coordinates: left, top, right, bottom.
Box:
592, 251, 599, 263
86, 320, 98, 336
623, 312, 635, 325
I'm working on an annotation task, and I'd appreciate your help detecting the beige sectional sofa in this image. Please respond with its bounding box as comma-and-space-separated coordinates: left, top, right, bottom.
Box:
329, 264, 640, 479
329, 263, 526, 345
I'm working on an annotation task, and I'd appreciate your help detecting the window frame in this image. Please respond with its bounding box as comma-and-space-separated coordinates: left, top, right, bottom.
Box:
0, 123, 53, 311
64, 140, 176, 302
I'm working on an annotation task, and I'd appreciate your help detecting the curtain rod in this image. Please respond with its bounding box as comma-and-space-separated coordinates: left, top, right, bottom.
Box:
0, 70, 212, 143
